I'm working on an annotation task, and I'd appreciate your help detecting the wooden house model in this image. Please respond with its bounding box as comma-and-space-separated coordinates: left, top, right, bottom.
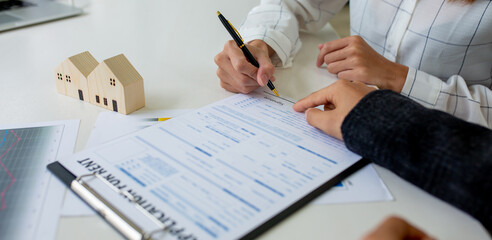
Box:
87, 54, 145, 114
54, 51, 98, 102
54, 52, 145, 115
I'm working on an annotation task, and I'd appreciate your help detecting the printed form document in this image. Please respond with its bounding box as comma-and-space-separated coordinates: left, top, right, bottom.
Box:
55, 90, 363, 239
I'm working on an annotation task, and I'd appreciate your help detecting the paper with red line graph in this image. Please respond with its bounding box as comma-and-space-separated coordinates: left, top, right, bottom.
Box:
0, 120, 79, 239
0, 130, 19, 211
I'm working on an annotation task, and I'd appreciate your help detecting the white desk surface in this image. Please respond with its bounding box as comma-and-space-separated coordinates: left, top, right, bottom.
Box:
0, 0, 489, 239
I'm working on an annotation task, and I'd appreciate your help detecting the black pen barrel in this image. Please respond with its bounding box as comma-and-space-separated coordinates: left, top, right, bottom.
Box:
241, 47, 260, 68
218, 14, 243, 46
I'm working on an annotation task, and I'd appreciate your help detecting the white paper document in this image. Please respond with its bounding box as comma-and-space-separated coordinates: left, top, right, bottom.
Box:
85, 109, 192, 149
62, 109, 190, 216
75, 109, 392, 211
313, 164, 393, 204
0, 120, 79, 240
57, 90, 363, 239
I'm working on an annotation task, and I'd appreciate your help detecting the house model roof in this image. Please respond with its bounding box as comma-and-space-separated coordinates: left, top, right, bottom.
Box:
103, 54, 143, 86
68, 51, 99, 77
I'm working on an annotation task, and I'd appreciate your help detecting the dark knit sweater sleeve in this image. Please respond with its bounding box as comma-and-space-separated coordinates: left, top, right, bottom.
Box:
341, 90, 492, 231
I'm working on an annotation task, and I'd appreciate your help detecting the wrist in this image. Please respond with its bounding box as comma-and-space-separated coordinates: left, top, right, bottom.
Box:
249, 40, 275, 57
388, 63, 409, 93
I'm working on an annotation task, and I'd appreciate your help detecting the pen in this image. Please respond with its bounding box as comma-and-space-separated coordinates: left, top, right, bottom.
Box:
217, 11, 279, 97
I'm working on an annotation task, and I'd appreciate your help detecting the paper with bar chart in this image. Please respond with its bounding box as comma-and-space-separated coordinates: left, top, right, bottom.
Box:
57, 90, 364, 239
0, 120, 78, 239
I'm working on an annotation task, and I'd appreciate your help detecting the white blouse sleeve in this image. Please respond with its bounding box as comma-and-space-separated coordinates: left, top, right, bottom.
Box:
239, 0, 348, 67
402, 67, 492, 128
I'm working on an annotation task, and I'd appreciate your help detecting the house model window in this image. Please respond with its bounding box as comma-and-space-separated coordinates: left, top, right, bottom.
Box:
54, 51, 145, 115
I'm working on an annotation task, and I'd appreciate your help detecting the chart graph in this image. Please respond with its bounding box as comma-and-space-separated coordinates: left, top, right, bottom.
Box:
0, 130, 20, 210
0, 126, 64, 239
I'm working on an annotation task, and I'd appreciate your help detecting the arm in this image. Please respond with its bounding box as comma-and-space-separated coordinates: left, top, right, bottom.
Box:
215, 0, 347, 94
293, 80, 492, 231
313, 35, 492, 130
342, 90, 492, 231
401, 68, 492, 128
240, 0, 348, 67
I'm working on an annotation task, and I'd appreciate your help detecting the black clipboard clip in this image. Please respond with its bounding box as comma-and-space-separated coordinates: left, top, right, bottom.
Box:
72, 172, 169, 240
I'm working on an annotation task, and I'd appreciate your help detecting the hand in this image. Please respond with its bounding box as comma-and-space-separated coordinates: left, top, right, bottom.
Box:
363, 216, 435, 240
214, 39, 276, 94
293, 80, 375, 140
316, 36, 409, 93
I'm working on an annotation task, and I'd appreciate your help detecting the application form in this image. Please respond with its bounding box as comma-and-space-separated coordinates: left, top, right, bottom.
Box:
61, 109, 190, 217
58, 90, 362, 239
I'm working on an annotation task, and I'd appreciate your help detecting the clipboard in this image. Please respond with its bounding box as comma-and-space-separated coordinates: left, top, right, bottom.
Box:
48, 159, 368, 240
48, 162, 170, 240
48, 90, 368, 239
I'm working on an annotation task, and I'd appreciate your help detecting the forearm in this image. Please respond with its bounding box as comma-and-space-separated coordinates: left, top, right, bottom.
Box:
239, 0, 347, 67
341, 90, 492, 231
401, 68, 492, 128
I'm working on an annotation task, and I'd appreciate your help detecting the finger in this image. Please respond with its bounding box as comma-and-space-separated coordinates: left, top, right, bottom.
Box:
324, 103, 335, 111
219, 79, 239, 93
225, 41, 258, 80
217, 53, 259, 87
216, 50, 253, 84
220, 78, 259, 94
218, 67, 259, 93
385, 217, 426, 239
323, 47, 350, 65
326, 59, 352, 74
316, 38, 351, 67
363, 216, 430, 240
305, 108, 343, 140
256, 53, 275, 86
293, 87, 335, 112
217, 68, 238, 92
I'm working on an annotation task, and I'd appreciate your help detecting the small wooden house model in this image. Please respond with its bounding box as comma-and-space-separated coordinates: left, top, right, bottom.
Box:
55, 52, 145, 115
87, 54, 145, 114
54, 51, 98, 101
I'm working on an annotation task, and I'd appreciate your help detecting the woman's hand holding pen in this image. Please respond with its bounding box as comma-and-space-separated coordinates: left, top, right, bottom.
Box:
293, 79, 375, 140
215, 40, 276, 94
317, 36, 409, 93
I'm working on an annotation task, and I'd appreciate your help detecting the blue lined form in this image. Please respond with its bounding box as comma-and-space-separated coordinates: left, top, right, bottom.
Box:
159, 127, 213, 157
212, 106, 338, 165
64, 90, 362, 240
136, 135, 262, 214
